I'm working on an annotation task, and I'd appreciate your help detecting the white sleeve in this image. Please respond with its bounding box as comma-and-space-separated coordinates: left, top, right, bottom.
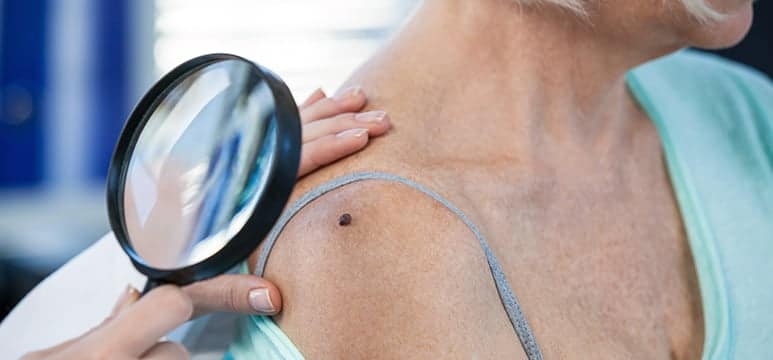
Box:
0, 233, 146, 358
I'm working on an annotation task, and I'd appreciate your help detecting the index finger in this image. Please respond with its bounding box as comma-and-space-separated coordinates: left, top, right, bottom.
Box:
95, 286, 193, 357
299, 88, 326, 109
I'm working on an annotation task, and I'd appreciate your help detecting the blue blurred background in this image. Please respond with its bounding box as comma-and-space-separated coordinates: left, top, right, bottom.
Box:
0, 0, 770, 320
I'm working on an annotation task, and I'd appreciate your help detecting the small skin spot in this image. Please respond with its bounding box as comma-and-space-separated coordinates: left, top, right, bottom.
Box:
338, 213, 352, 226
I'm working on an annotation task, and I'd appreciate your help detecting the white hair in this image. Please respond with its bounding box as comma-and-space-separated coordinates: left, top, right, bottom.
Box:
525, 0, 724, 22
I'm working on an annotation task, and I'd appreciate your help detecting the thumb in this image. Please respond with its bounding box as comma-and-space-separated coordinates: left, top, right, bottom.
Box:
183, 274, 283, 317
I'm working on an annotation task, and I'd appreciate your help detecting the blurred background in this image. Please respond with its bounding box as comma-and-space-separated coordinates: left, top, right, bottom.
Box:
0, 0, 770, 320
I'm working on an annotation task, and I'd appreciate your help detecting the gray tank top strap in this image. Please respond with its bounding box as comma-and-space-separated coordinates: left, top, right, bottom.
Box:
255, 171, 543, 360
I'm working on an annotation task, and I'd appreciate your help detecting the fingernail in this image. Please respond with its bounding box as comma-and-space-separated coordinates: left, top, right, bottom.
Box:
249, 288, 276, 314
334, 86, 363, 101
355, 110, 388, 123
336, 128, 369, 138
111, 285, 140, 316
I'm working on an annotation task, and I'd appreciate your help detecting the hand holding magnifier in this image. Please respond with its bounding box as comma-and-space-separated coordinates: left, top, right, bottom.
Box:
107, 54, 390, 293
20, 54, 391, 360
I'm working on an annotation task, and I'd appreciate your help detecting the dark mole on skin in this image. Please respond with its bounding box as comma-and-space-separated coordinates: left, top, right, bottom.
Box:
338, 213, 352, 226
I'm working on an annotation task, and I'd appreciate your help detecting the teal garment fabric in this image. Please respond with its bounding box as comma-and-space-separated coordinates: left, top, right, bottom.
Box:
226, 263, 304, 359
627, 50, 773, 359
227, 315, 304, 360
227, 50, 773, 359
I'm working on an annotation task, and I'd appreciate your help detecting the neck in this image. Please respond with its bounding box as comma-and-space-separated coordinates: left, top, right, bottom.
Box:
356, 0, 673, 150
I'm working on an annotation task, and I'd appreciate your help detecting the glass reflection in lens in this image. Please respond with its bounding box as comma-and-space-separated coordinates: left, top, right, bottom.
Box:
123, 59, 276, 269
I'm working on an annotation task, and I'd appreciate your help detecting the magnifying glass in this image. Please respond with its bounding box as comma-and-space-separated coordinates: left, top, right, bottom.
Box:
106, 54, 301, 293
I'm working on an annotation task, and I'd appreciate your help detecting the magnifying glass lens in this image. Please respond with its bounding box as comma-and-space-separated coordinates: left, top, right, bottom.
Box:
124, 60, 276, 270
108, 54, 300, 288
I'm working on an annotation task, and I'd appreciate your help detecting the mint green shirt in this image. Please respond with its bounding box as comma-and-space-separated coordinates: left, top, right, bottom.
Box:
228, 50, 773, 359
628, 50, 773, 359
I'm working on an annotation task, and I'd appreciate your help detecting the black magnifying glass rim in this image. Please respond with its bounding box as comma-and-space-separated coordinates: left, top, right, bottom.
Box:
106, 53, 301, 287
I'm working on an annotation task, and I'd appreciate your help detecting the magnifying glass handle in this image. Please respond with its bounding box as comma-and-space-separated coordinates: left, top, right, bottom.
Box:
141, 278, 164, 296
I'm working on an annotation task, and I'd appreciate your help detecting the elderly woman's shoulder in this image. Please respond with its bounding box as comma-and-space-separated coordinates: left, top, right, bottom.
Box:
254, 175, 522, 358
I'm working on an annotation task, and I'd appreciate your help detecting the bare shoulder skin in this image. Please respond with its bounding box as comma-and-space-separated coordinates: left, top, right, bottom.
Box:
254, 180, 524, 358
241, 0, 757, 356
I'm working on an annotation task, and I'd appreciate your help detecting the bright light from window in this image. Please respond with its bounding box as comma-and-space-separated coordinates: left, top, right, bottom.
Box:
154, 0, 417, 98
